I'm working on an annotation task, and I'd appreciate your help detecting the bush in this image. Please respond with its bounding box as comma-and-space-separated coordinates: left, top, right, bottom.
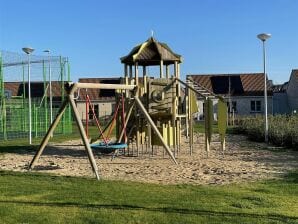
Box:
235, 115, 298, 150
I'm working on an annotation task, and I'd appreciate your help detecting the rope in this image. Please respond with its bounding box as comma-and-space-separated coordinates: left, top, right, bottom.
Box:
107, 102, 120, 139
86, 94, 109, 144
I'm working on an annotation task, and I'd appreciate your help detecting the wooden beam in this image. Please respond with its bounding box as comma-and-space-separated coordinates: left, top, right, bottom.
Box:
69, 94, 100, 180
134, 96, 178, 165
74, 82, 135, 90
29, 98, 69, 169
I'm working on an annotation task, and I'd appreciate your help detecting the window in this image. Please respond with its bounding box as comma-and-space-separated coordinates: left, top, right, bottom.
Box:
251, 100, 261, 112
89, 104, 99, 119
227, 101, 237, 113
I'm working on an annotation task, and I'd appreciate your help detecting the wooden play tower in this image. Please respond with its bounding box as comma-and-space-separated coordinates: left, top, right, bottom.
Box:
119, 36, 186, 156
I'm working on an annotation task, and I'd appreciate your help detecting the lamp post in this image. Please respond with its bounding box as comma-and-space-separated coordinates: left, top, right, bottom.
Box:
257, 33, 271, 143
43, 50, 52, 126
22, 47, 34, 144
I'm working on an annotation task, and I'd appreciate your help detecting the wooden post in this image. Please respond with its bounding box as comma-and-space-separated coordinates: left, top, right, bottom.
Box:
143, 66, 147, 93
124, 64, 128, 77
185, 94, 189, 138
204, 100, 210, 158
69, 94, 100, 180
136, 115, 140, 157
129, 65, 133, 78
189, 115, 194, 155
160, 60, 164, 78
85, 93, 89, 138
124, 64, 129, 97
117, 101, 135, 143
204, 98, 212, 158
147, 123, 152, 152
166, 65, 169, 79
135, 62, 139, 86
29, 98, 69, 169
177, 63, 181, 97
221, 137, 226, 156
134, 96, 177, 164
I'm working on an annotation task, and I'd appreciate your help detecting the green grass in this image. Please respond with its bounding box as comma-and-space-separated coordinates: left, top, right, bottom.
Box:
0, 124, 107, 154
0, 170, 297, 223
193, 121, 238, 134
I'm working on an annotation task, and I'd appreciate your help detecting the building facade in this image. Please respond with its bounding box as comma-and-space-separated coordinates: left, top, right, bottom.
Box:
286, 69, 298, 113
187, 73, 274, 119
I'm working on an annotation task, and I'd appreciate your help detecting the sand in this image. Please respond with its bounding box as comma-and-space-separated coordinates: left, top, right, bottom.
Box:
1, 134, 297, 185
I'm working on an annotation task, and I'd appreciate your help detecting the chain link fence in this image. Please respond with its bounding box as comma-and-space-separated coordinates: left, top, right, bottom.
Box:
0, 50, 72, 141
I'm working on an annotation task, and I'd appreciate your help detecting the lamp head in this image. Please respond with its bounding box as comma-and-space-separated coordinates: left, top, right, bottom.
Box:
22, 47, 34, 54
43, 49, 50, 53
257, 33, 271, 41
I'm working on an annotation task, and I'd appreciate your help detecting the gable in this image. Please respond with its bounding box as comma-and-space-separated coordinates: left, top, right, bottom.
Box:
188, 73, 271, 96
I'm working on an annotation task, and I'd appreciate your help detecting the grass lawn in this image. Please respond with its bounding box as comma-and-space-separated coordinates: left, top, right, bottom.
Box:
1, 122, 297, 223
0, 125, 105, 154
193, 121, 219, 133
0, 170, 297, 224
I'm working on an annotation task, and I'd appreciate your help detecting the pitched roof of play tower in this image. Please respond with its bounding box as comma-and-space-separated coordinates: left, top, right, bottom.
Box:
121, 37, 182, 66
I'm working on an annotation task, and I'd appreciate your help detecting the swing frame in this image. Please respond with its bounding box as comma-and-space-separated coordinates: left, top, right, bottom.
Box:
28, 82, 177, 180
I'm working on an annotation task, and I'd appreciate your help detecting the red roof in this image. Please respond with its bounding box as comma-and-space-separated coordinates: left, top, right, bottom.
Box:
187, 73, 273, 96
4, 81, 64, 98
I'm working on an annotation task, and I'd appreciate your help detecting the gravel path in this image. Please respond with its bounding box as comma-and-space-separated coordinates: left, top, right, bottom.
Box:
1, 134, 297, 185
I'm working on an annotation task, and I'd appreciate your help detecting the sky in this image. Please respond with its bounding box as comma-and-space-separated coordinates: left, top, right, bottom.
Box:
1, 0, 298, 84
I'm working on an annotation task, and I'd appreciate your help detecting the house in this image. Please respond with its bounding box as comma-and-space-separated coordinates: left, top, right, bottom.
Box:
187, 73, 273, 119
272, 81, 289, 114
76, 77, 121, 121
4, 81, 65, 106
1, 81, 72, 139
286, 69, 298, 113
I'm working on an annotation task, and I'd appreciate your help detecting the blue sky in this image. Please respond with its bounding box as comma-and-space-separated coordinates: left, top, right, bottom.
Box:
1, 0, 298, 84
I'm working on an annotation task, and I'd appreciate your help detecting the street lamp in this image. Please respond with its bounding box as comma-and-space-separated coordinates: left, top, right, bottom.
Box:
43, 50, 53, 126
257, 33, 271, 143
22, 47, 34, 145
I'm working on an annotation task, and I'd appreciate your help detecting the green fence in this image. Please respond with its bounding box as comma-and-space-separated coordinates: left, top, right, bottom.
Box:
0, 99, 72, 140
0, 50, 72, 142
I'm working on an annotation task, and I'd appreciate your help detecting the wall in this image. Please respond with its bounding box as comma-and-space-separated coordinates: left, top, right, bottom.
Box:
196, 96, 273, 120
273, 92, 289, 114
287, 72, 298, 113
76, 100, 114, 120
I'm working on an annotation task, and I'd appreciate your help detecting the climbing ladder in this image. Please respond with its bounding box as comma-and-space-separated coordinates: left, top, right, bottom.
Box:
186, 77, 217, 99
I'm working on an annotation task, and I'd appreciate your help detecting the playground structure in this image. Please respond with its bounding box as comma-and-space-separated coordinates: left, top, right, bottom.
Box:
0, 50, 72, 141
29, 37, 227, 180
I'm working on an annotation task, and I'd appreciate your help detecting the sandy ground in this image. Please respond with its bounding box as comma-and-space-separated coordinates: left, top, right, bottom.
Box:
1, 134, 297, 185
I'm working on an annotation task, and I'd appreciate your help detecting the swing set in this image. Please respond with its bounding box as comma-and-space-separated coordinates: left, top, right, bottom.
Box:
85, 92, 127, 154
28, 81, 178, 180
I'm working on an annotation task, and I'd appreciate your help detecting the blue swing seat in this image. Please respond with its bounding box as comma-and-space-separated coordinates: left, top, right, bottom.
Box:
90, 142, 127, 154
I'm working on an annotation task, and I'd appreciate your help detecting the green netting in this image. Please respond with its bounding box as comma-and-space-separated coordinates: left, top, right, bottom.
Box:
0, 50, 72, 141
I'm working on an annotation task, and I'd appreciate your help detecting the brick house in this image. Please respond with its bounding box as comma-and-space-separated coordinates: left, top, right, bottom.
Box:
187, 73, 274, 119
